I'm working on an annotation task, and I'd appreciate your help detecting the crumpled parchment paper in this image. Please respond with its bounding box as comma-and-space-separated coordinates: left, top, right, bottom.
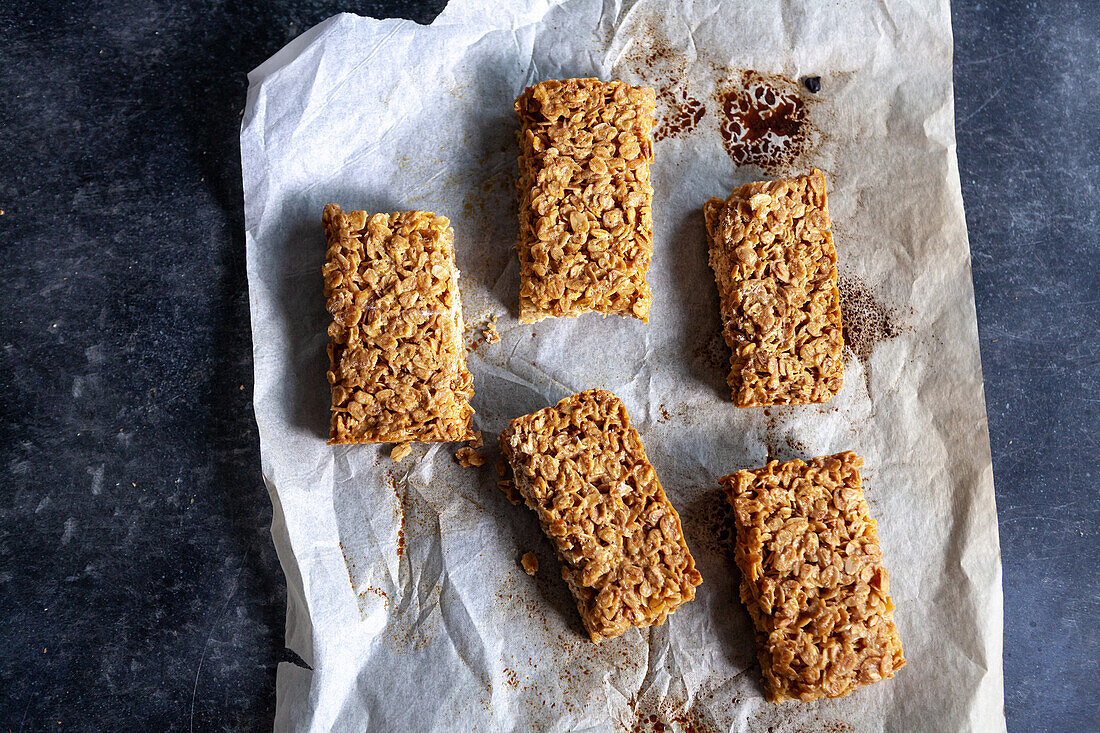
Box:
241, 1, 1004, 730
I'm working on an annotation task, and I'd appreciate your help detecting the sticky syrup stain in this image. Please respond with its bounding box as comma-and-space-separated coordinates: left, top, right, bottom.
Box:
616, 21, 820, 167
618, 25, 705, 143
682, 488, 737, 563
714, 71, 813, 171
763, 410, 780, 462
654, 88, 706, 142
620, 691, 721, 733
692, 331, 729, 381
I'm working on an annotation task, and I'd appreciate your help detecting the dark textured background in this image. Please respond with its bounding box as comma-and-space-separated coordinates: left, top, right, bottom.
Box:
1, 1, 1096, 730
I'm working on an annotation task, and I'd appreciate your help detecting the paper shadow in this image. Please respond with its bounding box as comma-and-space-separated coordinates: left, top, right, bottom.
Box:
485, 461, 590, 643
679, 488, 760, 692
455, 74, 521, 319
666, 207, 730, 399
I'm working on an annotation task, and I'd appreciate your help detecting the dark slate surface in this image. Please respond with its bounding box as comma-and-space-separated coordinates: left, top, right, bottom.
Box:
951, 1, 1100, 727
0, 0, 1096, 730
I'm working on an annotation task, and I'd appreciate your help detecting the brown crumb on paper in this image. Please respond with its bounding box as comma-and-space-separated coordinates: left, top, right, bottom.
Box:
521, 552, 539, 575
455, 446, 488, 467
390, 442, 412, 462
497, 479, 522, 505
468, 316, 502, 350
362, 586, 389, 608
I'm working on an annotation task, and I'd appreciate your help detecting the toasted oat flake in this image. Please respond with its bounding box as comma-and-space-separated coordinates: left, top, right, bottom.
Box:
500, 389, 702, 642
455, 446, 488, 467
514, 79, 656, 323
322, 205, 474, 443
721, 451, 905, 702
497, 479, 522, 505
521, 552, 539, 575
704, 169, 844, 407
390, 442, 412, 463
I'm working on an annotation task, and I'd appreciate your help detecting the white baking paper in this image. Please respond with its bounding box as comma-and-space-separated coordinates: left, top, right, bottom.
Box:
241, 1, 1004, 730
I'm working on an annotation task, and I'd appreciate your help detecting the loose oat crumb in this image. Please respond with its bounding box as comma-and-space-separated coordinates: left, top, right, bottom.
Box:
497, 479, 522, 505
521, 552, 539, 575
455, 446, 488, 467
482, 323, 501, 344
494, 459, 508, 477
469, 430, 484, 449
390, 442, 412, 462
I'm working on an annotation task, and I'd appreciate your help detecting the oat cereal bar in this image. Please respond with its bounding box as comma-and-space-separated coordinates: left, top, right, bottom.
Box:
721, 452, 905, 702
323, 204, 474, 444
515, 79, 656, 323
500, 390, 701, 642
704, 169, 844, 407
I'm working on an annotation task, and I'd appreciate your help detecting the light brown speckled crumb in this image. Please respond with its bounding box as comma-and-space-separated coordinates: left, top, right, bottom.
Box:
521, 552, 539, 575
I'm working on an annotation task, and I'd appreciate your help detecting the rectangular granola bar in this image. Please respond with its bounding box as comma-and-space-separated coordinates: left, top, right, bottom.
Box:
721, 452, 905, 702
322, 204, 474, 444
500, 389, 701, 642
704, 169, 844, 407
515, 78, 656, 323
